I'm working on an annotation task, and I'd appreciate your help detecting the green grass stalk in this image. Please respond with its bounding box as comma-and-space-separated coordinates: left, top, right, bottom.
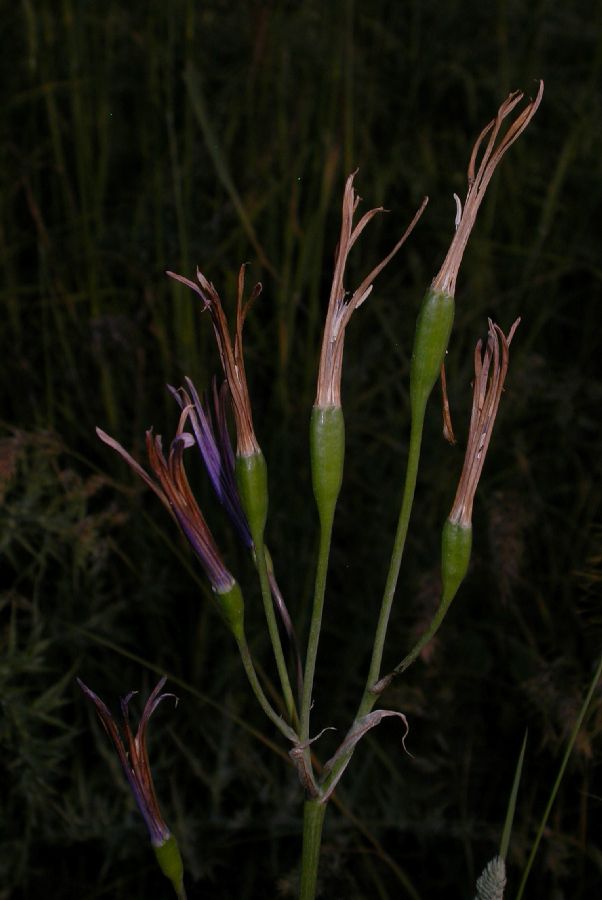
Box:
500, 731, 528, 861
515, 654, 602, 899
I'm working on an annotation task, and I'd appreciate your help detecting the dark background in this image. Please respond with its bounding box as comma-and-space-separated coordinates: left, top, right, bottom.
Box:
1, 2, 600, 898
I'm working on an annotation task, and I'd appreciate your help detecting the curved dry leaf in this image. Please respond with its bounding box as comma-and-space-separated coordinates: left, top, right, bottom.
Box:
320, 710, 409, 802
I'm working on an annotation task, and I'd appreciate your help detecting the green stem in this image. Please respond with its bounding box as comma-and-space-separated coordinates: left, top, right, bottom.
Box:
254, 533, 298, 724
392, 593, 452, 676
359, 404, 426, 715
319, 407, 426, 798
299, 798, 327, 900
236, 630, 298, 744
236, 453, 297, 725
300, 508, 335, 746
315, 290, 452, 795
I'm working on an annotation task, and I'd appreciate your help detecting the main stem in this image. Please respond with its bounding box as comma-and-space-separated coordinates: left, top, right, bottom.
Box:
299, 798, 327, 900
254, 533, 297, 724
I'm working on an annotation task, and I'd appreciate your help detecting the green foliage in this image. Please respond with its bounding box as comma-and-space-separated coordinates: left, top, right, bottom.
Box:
1, 1, 601, 898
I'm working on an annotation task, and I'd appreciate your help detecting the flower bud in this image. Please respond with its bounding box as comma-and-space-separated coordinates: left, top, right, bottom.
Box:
235, 450, 268, 542
441, 518, 472, 605
215, 581, 245, 643
310, 406, 345, 525
409, 288, 455, 418
153, 834, 185, 899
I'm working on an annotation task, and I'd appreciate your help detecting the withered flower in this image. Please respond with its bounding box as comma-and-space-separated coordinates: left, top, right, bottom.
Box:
167, 265, 261, 457
169, 377, 253, 549
448, 318, 520, 527
316, 172, 428, 409
433, 81, 543, 297
97, 412, 235, 594
169, 377, 303, 693
380, 318, 521, 680
77, 677, 175, 847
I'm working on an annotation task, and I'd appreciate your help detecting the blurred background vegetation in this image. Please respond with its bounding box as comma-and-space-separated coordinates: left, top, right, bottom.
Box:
1, 1, 600, 897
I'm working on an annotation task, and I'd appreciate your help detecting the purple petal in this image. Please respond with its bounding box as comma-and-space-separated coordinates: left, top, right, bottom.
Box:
174, 377, 252, 548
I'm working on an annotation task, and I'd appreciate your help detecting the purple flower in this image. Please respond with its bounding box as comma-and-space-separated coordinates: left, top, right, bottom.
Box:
168, 378, 252, 549
96, 413, 235, 594
77, 677, 174, 847
168, 378, 303, 694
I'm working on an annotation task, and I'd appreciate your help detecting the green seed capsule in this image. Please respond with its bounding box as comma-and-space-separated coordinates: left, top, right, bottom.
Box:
441, 518, 472, 604
153, 834, 185, 897
236, 450, 268, 542
310, 405, 345, 525
216, 581, 245, 643
410, 288, 455, 418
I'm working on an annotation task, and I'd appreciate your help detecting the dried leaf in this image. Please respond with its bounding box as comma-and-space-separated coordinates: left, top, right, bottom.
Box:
321, 710, 409, 801
289, 727, 336, 798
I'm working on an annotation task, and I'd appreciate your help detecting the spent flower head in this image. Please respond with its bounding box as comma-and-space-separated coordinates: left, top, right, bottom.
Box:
433, 81, 543, 297
77, 676, 175, 847
169, 377, 301, 687
169, 377, 253, 549
167, 265, 261, 457
448, 318, 520, 528
316, 171, 428, 408
97, 412, 235, 594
